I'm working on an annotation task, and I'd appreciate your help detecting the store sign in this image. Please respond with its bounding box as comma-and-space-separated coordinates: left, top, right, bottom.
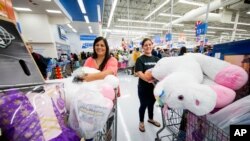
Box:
58, 26, 67, 40
165, 33, 172, 41
80, 35, 97, 49
154, 35, 161, 44
196, 23, 208, 36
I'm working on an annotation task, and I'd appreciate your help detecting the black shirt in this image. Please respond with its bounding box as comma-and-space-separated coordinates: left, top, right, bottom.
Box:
135, 55, 159, 87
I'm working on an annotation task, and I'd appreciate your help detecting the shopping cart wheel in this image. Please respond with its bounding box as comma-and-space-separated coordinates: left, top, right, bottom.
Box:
155, 138, 161, 141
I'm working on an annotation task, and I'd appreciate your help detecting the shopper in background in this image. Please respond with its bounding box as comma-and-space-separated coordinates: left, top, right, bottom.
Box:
82, 36, 118, 82
179, 46, 187, 56
127, 50, 135, 75
135, 38, 160, 132
27, 43, 50, 79
132, 47, 141, 75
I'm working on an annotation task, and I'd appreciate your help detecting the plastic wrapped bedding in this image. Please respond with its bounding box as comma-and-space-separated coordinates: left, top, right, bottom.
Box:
0, 83, 80, 141
207, 95, 250, 134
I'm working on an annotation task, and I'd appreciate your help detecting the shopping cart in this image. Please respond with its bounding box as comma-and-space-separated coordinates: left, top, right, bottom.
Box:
92, 89, 118, 141
155, 106, 230, 141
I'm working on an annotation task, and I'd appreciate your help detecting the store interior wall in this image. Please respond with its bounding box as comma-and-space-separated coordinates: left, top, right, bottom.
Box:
14, 12, 85, 59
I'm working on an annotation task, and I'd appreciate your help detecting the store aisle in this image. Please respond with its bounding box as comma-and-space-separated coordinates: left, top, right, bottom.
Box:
117, 72, 170, 141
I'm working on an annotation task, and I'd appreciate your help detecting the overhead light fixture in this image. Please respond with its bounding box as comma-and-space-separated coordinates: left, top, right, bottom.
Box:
183, 29, 215, 34
67, 24, 73, 28
107, 0, 118, 28
43, 0, 51, 2
115, 25, 165, 30
72, 28, 77, 33
229, 22, 250, 26
84, 15, 89, 23
208, 26, 247, 32
219, 7, 223, 10
14, 7, 32, 11
247, 11, 250, 14
236, 33, 250, 36
88, 26, 93, 33
178, 0, 205, 7
144, 0, 170, 20
97, 5, 101, 22
77, 0, 86, 14
221, 32, 229, 35
159, 13, 182, 18
118, 19, 166, 25
46, 10, 62, 14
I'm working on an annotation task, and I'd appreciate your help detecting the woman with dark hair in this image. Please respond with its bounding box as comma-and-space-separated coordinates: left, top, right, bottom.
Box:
82, 36, 118, 82
179, 46, 187, 56
135, 38, 161, 132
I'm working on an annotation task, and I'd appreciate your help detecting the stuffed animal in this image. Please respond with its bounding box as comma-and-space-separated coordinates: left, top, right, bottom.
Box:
151, 53, 248, 116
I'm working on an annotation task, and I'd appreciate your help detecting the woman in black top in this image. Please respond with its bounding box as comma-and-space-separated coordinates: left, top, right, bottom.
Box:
135, 38, 160, 132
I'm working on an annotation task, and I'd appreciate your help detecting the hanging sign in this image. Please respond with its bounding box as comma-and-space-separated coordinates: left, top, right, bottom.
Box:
196, 23, 208, 36
165, 33, 172, 42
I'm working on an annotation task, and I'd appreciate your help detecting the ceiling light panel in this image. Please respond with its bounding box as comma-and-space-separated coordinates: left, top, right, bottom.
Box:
46, 10, 62, 14
144, 0, 170, 20
77, 0, 86, 14
107, 0, 118, 28
14, 7, 32, 11
159, 13, 182, 18
178, 0, 205, 7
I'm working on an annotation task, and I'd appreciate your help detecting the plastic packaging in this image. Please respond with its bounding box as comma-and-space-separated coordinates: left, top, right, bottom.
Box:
68, 87, 113, 139
207, 95, 250, 134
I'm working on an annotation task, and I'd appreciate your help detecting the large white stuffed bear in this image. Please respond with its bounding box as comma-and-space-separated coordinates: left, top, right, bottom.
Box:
151, 53, 248, 116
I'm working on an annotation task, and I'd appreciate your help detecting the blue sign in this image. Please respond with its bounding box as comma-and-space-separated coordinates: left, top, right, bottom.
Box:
196, 23, 208, 36
82, 42, 93, 48
154, 35, 161, 44
165, 33, 172, 41
80, 35, 97, 40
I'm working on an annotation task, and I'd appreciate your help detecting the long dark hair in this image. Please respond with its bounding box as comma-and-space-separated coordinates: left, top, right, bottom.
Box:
92, 36, 111, 71
179, 46, 187, 56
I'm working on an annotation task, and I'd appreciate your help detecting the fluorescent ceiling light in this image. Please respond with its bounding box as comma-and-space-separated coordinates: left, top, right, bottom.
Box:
118, 19, 166, 25
72, 28, 77, 33
183, 29, 215, 34
159, 13, 182, 18
103, 28, 162, 34
107, 0, 118, 28
43, 0, 51, 2
208, 26, 247, 32
219, 7, 223, 10
115, 25, 165, 30
46, 10, 61, 14
88, 26, 93, 33
178, 0, 205, 6
144, 0, 170, 20
247, 11, 250, 14
229, 22, 250, 26
97, 5, 101, 22
84, 15, 89, 23
77, 0, 86, 14
67, 24, 73, 28
236, 33, 250, 36
221, 32, 229, 35
14, 7, 32, 11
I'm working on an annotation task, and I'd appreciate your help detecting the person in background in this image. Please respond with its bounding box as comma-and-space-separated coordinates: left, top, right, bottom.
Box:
127, 50, 135, 75
135, 38, 161, 132
156, 47, 162, 59
27, 43, 51, 79
179, 46, 187, 56
132, 48, 141, 75
82, 36, 118, 82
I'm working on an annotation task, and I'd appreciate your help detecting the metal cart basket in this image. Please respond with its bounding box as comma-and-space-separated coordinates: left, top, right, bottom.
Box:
155, 105, 229, 141
92, 89, 118, 141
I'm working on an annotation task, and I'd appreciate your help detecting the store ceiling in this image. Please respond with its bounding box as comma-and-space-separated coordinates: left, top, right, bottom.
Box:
103, 0, 250, 44
12, 0, 102, 35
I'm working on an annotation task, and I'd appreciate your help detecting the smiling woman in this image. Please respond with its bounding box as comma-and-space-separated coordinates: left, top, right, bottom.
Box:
82, 36, 118, 82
